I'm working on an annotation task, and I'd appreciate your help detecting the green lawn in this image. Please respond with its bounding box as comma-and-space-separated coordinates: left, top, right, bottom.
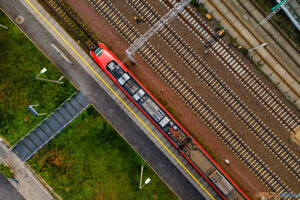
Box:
0, 10, 76, 144
28, 107, 178, 200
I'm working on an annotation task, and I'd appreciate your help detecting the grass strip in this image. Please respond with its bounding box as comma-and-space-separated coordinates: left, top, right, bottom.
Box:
0, 10, 76, 144
28, 106, 178, 200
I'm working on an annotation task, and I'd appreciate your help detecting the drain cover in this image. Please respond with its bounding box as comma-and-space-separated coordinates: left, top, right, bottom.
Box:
15, 16, 24, 24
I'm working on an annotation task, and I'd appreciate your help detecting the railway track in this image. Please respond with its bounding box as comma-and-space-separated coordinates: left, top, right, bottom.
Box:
39, 0, 97, 50
88, 0, 294, 195
163, 0, 299, 135
127, 0, 300, 181
205, 0, 300, 103
237, 0, 300, 77
38, 1, 223, 199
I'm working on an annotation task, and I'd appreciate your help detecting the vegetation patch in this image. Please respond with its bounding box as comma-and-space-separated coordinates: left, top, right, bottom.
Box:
0, 163, 14, 179
28, 106, 178, 200
0, 10, 76, 144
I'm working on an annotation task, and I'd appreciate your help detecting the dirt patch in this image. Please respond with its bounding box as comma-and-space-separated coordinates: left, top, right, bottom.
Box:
45, 150, 65, 167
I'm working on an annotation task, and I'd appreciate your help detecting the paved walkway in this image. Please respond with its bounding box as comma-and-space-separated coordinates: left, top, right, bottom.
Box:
0, 172, 25, 200
13, 92, 89, 162
0, 0, 214, 199
0, 141, 54, 200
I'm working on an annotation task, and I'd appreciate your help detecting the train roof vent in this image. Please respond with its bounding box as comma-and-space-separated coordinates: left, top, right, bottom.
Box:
118, 73, 130, 86
159, 116, 170, 127
133, 89, 145, 101
209, 170, 233, 196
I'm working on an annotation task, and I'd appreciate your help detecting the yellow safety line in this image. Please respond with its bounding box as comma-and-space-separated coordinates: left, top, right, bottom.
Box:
25, 1, 215, 199
0, 135, 12, 147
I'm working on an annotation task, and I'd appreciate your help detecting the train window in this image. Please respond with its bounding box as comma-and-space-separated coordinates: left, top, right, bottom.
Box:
107, 62, 116, 71
94, 47, 103, 57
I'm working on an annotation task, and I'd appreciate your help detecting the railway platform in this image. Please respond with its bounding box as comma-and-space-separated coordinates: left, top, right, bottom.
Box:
0, 0, 225, 199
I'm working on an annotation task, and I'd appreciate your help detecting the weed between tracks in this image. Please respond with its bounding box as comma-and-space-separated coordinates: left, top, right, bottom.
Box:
0, 10, 76, 145
28, 107, 178, 200
37, 0, 99, 52
190, 1, 298, 108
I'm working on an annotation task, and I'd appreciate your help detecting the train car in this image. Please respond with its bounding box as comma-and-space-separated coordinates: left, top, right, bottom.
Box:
208, 169, 233, 196
90, 43, 191, 151
90, 43, 248, 200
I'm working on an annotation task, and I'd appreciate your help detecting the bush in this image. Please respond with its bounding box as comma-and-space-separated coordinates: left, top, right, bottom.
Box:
0, 163, 14, 179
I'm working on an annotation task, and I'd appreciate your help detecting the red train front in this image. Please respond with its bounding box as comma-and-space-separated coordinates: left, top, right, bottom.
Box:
90, 43, 249, 200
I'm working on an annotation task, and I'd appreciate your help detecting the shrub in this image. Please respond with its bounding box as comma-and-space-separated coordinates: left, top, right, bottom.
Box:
0, 163, 14, 179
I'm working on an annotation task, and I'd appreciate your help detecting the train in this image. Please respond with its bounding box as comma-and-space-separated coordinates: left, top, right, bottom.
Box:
90, 43, 248, 200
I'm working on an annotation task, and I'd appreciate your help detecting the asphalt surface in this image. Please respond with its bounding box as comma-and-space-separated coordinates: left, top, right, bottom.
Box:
0, 141, 54, 200
0, 0, 205, 199
0, 172, 25, 200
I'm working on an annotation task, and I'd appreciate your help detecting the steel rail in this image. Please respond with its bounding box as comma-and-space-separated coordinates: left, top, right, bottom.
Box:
207, 0, 300, 99
238, 0, 300, 68
40, 0, 98, 50
128, 0, 299, 180
88, 0, 292, 195
167, 0, 299, 134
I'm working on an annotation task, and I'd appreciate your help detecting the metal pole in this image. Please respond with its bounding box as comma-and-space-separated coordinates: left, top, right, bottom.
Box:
271, 0, 287, 11
0, 24, 8, 29
139, 165, 144, 189
36, 77, 64, 84
126, 51, 135, 65
257, 0, 290, 27
36, 68, 65, 84
35, 72, 42, 79
248, 43, 267, 52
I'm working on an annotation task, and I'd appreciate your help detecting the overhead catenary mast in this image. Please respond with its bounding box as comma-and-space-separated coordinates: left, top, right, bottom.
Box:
257, 0, 291, 27
126, 0, 191, 64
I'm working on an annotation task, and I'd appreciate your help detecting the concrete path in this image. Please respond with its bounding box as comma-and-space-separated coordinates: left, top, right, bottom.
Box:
0, 141, 54, 200
12, 92, 89, 162
0, 172, 25, 200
